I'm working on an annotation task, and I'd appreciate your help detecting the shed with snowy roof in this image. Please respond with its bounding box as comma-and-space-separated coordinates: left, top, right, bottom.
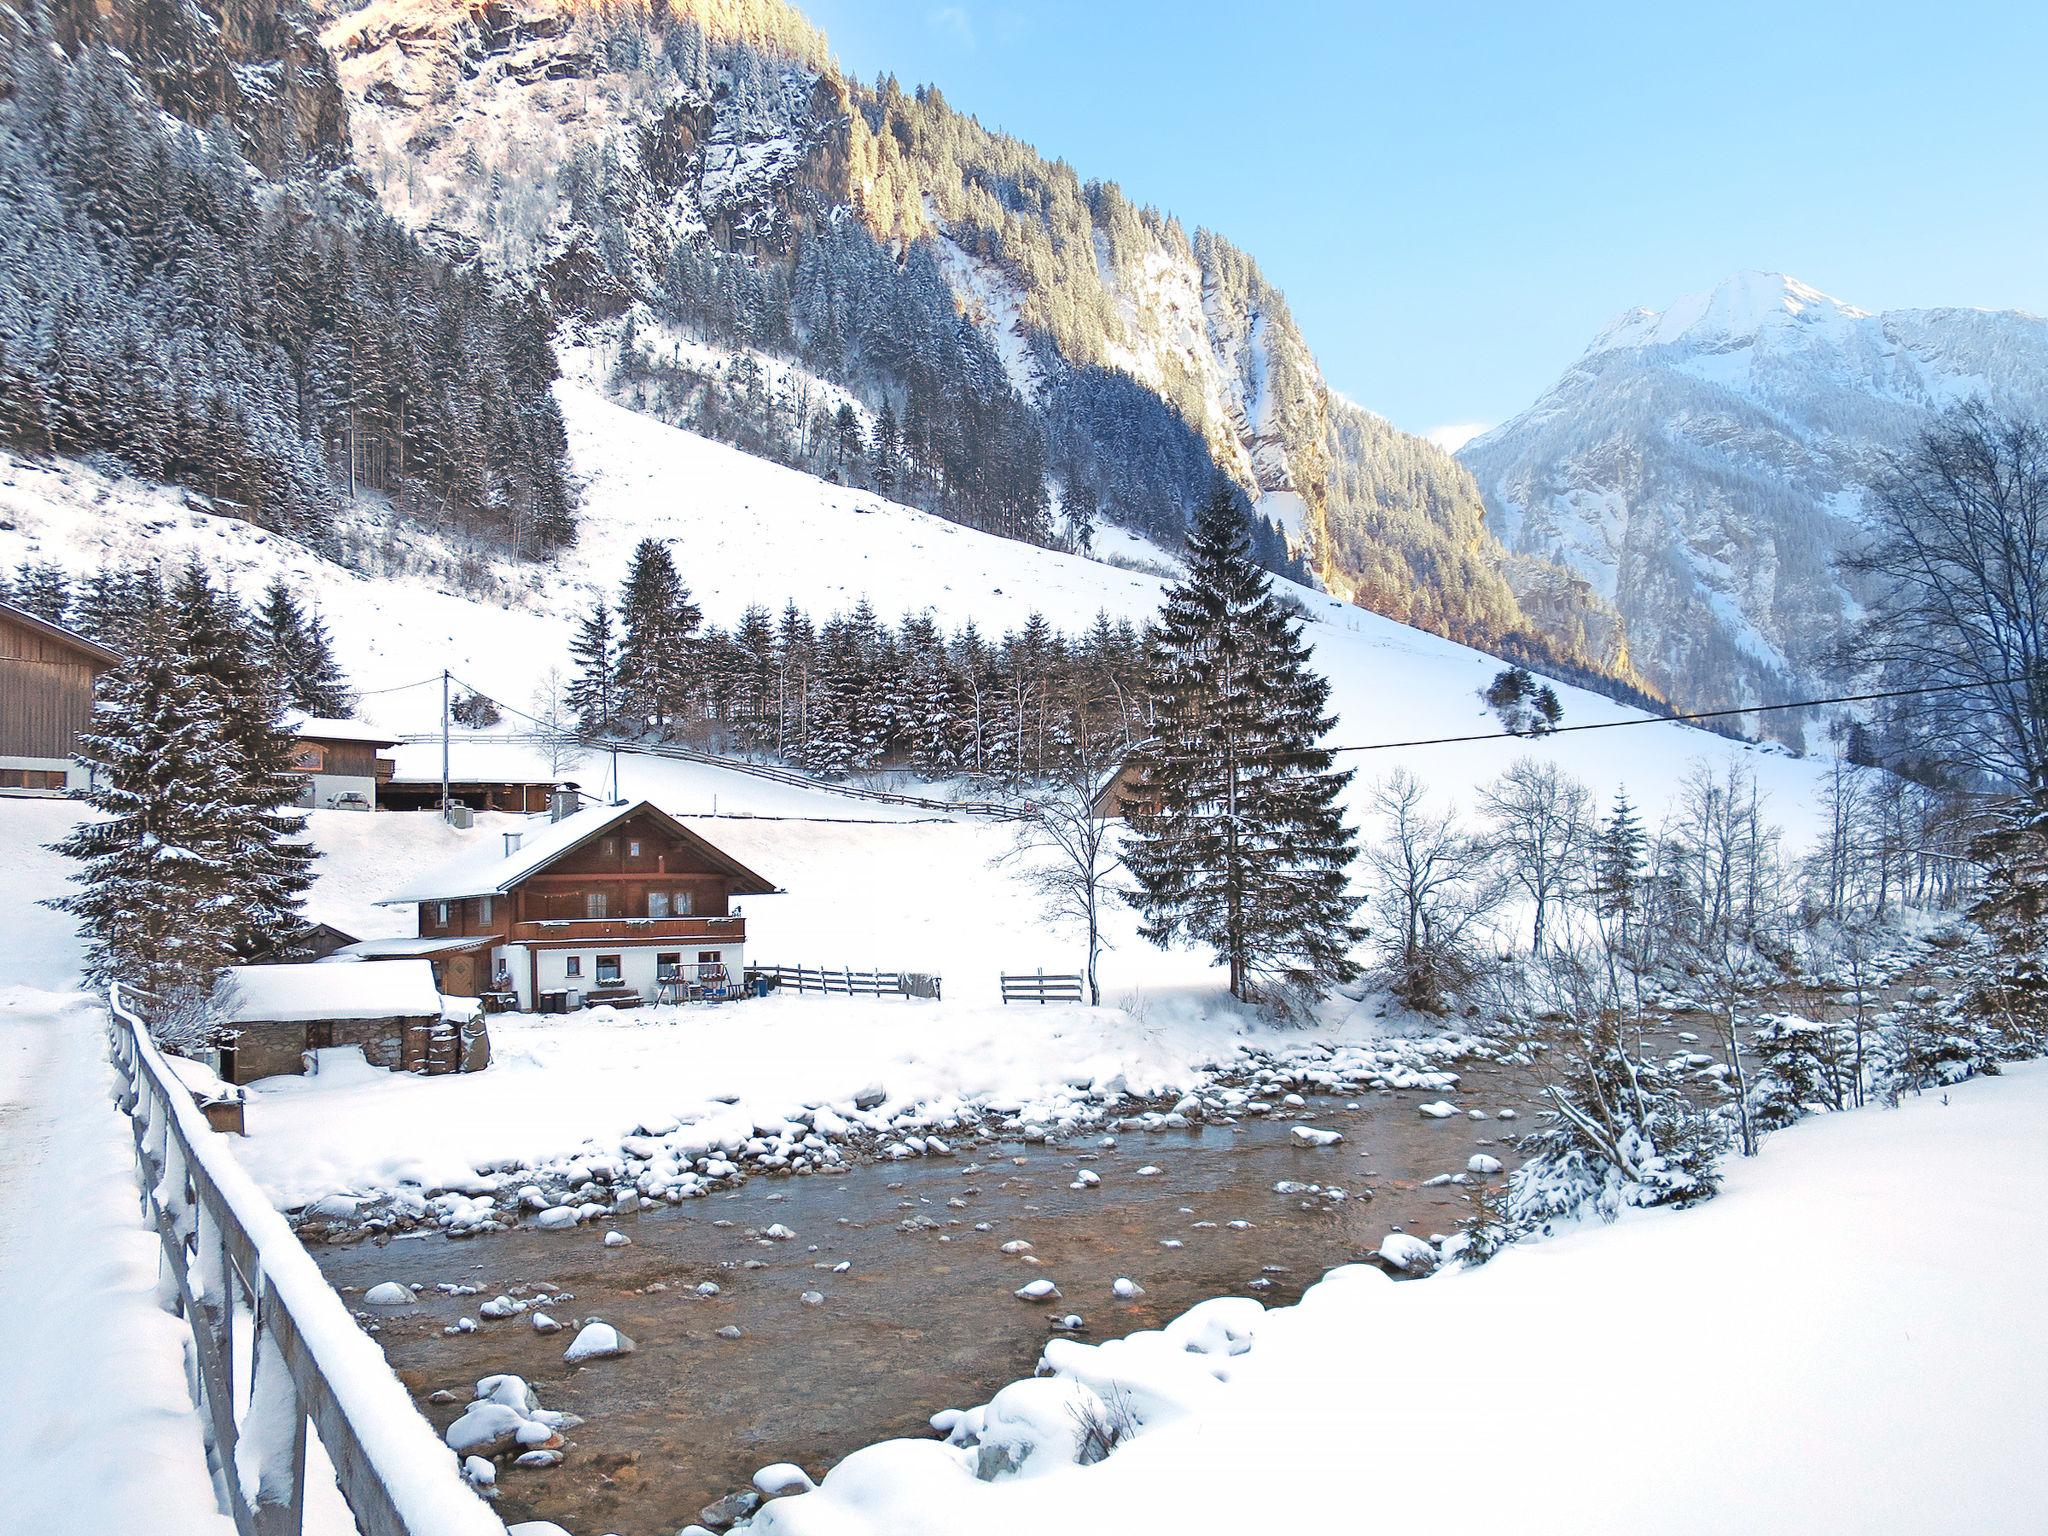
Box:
213, 959, 485, 1083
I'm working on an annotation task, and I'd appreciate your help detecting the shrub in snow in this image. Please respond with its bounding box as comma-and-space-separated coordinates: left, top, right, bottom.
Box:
1875, 994, 2000, 1100
1748, 1016, 1854, 1130
1507, 1040, 1724, 1234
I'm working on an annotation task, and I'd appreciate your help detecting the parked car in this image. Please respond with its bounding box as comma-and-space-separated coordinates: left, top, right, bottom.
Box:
328, 790, 372, 811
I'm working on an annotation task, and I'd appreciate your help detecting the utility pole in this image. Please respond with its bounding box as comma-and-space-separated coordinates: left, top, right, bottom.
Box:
441, 669, 452, 823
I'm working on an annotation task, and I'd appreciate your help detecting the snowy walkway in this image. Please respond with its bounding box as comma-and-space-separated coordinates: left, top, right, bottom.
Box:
0, 987, 233, 1536
755, 1062, 2048, 1536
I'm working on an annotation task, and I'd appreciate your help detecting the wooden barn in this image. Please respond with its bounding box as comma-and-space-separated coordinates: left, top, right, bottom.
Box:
0, 598, 120, 795
377, 791, 780, 1010
1091, 744, 1160, 820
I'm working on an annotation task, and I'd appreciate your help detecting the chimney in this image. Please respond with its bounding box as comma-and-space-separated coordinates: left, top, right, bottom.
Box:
549, 781, 584, 823
503, 832, 523, 856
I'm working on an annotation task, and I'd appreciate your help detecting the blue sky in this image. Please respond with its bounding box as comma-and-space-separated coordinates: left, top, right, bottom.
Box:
800, 0, 2048, 444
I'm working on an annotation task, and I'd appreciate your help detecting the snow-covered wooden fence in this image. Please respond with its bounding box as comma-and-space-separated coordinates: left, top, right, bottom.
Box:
1000, 970, 1086, 1005
748, 963, 942, 1000
106, 983, 507, 1536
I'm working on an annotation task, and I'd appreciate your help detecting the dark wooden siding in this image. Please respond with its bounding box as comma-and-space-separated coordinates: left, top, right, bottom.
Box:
0, 608, 106, 760
292, 737, 386, 777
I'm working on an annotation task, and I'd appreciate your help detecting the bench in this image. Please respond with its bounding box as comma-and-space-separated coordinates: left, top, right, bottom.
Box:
582, 987, 645, 1009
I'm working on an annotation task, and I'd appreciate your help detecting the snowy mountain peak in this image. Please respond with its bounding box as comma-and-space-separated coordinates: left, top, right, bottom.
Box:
1587, 271, 1866, 356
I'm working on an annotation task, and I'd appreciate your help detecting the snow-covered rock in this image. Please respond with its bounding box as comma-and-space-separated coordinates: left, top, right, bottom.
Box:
563, 1321, 636, 1362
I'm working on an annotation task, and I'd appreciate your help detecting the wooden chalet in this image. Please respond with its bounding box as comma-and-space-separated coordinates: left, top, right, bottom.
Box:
375, 791, 780, 1011
0, 598, 120, 795
286, 715, 398, 810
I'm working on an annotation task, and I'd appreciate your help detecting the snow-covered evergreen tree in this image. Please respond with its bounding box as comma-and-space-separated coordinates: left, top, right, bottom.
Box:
1747, 1014, 1852, 1130
9, 560, 72, 623
255, 578, 352, 716
46, 605, 247, 1020
169, 565, 315, 961
614, 539, 701, 734
1874, 994, 1996, 1099
1124, 479, 1361, 1003
567, 598, 619, 737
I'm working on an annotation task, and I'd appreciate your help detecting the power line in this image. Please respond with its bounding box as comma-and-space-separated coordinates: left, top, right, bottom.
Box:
353, 673, 446, 697
1324, 674, 2023, 757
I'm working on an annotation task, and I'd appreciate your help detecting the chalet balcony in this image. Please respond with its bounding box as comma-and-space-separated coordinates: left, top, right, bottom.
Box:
508, 915, 746, 946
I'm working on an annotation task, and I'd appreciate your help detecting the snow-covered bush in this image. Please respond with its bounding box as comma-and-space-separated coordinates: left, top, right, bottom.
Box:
1747, 1015, 1855, 1131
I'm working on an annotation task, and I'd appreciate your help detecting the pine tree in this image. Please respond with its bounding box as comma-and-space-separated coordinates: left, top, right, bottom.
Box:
169, 565, 316, 961
614, 539, 701, 735
1591, 788, 1646, 926
1124, 480, 1362, 1003
11, 560, 72, 623
1961, 804, 2048, 1061
254, 577, 351, 716
1748, 1015, 1852, 1130
70, 567, 163, 652
46, 605, 248, 1022
567, 597, 619, 737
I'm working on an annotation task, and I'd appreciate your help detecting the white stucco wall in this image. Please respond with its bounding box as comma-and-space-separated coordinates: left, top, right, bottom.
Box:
296, 771, 377, 810
499, 941, 746, 1008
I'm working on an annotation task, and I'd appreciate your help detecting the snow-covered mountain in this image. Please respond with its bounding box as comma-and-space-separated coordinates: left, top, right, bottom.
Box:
1460, 271, 2048, 730
304, 0, 1629, 686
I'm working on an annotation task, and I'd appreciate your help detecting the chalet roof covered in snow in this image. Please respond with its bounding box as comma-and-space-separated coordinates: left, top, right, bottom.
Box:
0, 596, 122, 666
327, 936, 496, 960
284, 713, 400, 747
379, 798, 780, 904
218, 960, 443, 1023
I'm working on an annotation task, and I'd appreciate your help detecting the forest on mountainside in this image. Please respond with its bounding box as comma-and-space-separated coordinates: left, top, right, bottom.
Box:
0, 0, 574, 553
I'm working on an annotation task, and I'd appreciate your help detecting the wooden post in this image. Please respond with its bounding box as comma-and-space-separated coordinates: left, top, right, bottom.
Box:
247, 1283, 310, 1536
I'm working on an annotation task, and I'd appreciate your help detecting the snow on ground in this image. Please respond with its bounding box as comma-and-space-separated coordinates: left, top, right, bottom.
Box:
745, 1062, 2048, 1536
233, 991, 1292, 1211
0, 383, 1834, 846
0, 988, 234, 1536
0, 388, 1848, 1214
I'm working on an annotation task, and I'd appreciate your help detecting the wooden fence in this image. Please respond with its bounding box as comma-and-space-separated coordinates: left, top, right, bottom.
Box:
106, 983, 507, 1536
747, 964, 942, 1001
1000, 969, 1086, 1005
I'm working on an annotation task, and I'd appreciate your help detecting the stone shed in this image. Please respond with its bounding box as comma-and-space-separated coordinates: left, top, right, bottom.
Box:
215, 960, 486, 1084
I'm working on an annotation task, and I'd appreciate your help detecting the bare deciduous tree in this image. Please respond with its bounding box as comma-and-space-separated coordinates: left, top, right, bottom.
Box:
1361, 770, 1503, 1013
1483, 756, 1593, 953
1848, 401, 2048, 796
998, 752, 1128, 1007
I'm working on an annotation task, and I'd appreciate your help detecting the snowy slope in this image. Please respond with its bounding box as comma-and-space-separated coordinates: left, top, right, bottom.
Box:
0, 381, 1831, 848
1461, 270, 2048, 726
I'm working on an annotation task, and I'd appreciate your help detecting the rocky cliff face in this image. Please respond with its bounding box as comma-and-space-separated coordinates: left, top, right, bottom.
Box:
306, 0, 1628, 683
1461, 272, 2048, 733
44, 0, 350, 174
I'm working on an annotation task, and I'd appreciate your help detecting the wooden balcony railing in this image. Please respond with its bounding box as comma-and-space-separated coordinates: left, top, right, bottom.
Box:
508, 914, 745, 945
